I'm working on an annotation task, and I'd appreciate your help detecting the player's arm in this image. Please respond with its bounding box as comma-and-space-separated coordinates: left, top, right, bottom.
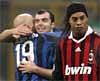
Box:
31, 64, 53, 79
52, 45, 64, 80
32, 65, 53, 79
0, 25, 32, 42
0, 29, 16, 42
19, 61, 53, 79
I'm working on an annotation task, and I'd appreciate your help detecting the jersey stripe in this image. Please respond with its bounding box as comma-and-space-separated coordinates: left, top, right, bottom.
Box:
66, 39, 72, 81
82, 35, 90, 81
70, 41, 75, 81
75, 43, 80, 81
88, 33, 95, 81
60, 38, 66, 80
79, 41, 85, 81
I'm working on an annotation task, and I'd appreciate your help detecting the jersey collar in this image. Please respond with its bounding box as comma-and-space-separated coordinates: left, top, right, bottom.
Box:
32, 33, 39, 38
68, 26, 93, 43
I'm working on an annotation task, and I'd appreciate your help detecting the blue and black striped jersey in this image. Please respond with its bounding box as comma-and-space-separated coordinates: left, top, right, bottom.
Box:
13, 32, 61, 81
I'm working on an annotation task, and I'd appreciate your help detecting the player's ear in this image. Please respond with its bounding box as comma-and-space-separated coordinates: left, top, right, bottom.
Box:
51, 22, 55, 29
32, 19, 36, 33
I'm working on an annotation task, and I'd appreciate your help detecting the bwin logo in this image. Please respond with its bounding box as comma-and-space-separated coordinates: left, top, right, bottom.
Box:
65, 63, 92, 75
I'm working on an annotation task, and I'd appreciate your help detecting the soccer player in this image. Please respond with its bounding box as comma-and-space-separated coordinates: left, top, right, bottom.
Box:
0, 13, 33, 42
53, 3, 100, 81
34, 9, 61, 33
0, 12, 60, 81
13, 12, 61, 81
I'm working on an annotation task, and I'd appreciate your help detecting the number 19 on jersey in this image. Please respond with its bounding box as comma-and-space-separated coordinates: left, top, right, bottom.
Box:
15, 41, 34, 67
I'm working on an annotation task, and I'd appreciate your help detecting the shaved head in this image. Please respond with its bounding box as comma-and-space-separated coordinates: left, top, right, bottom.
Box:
12, 13, 34, 38
13, 13, 34, 29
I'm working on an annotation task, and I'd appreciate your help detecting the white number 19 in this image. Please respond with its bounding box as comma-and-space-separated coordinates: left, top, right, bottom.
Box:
15, 41, 34, 67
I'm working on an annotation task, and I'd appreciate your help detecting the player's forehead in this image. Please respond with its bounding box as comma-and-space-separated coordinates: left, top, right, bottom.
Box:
15, 14, 33, 20
13, 13, 34, 27
70, 12, 86, 18
35, 12, 50, 19
20, 14, 33, 19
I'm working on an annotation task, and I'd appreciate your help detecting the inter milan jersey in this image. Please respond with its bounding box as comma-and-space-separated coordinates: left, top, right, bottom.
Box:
53, 27, 100, 81
13, 32, 61, 81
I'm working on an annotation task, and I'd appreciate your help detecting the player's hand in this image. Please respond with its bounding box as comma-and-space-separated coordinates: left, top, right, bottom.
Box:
18, 54, 36, 73
11, 24, 32, 38
18, 61, 37, 73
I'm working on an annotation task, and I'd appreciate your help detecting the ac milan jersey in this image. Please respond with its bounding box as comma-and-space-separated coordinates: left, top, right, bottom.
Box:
13, 32, 61, 81
53, 32, 100, 81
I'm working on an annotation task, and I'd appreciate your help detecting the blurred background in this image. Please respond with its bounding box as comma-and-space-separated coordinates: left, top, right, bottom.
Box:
0, 0, 100, 80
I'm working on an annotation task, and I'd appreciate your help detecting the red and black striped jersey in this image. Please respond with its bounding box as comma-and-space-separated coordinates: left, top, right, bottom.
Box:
53, 31, 100, 81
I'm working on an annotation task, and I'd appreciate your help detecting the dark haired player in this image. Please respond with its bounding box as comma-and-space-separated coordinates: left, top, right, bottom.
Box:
53, 3, 100, 81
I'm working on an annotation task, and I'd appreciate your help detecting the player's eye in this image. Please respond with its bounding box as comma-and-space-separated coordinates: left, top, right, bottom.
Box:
42, 18, 49, 22
80, 15, 85, 21
72, 17, 78, 22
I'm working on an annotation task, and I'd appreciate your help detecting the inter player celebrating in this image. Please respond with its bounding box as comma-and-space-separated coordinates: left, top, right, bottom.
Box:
0, 14, 32, 42
0, 12, 60, 81
53, 3, 100, 81
13, 12, 60, 81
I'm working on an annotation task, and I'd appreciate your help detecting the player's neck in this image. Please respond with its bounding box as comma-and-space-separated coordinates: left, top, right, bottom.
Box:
73, 32, 85, 40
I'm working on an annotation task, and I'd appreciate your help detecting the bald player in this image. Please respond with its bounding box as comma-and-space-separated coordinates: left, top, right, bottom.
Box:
0, 13, 33, 42
13, 13, 59, 81
1, 13, 59, 81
